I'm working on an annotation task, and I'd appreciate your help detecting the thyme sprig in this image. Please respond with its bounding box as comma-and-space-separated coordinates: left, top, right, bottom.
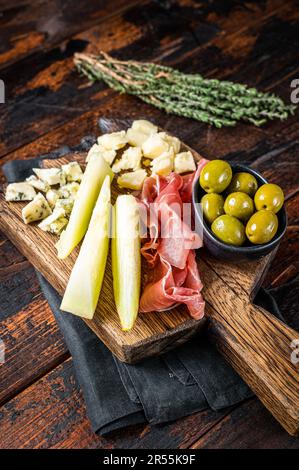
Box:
74, 51, 295, 128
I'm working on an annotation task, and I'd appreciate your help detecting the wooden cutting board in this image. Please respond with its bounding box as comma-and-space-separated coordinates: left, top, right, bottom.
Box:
0, 145, 298, 436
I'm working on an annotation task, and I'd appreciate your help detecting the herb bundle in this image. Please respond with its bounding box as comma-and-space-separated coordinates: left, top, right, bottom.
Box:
74, 51, 295, 128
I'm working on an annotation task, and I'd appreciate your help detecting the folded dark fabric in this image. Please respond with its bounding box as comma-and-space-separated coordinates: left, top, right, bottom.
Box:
2, 139, 285, 436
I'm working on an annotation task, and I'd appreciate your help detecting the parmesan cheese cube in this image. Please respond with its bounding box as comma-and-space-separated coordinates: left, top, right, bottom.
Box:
22, 193, 52, 224
112, 147, 142, 173
126, 128, 148, 147
174, 151, 196, 174
131, 120, 158, 135
159, 132, 181, 154
86, 143, 116, 165
33, 168, 66, 186
26, 176, 50, 193
5, 182, 36, 202
151, 149, 174, 177
62, 162, 83, 182
117, 169, 147, 190
142, 134, 169, 159
46, 189, 60, 208
97, 131, 127, 151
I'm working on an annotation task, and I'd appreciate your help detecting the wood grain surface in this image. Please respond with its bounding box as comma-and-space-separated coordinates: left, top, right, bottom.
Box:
0, 0, 298, 449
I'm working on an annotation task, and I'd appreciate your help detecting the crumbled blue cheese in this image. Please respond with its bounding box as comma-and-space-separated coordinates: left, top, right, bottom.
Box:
54, 198, 74, 216
61, 162, 83, 182
22, 193, 52, 224
46, 189, 60, 208
38, 208, 67, 234
26, 175, 50, 193
58, 182, 80, 199
112, 147, 142, 173
5, 182, 36, 202
33, 168, 66, 186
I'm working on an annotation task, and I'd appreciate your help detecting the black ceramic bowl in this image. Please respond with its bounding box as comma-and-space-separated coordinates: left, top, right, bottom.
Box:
192, 163, 287, 261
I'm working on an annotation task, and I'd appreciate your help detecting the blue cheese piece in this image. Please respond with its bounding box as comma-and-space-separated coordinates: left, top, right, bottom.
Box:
174, 151, 196, 174
97, 131, 127, 151
26, 175, 50, 192
112, 147, 142, 173
38, 208, 66, 233
117, 169, 147, 190
5, 182, 36, 202
61, 162, 83, 182
55, 198, 74, 216
58, 182, 80, 199
48, 217, 68, 235
46, 189, 60, 208
22, 193, 52, 224
33, 168, 66, 186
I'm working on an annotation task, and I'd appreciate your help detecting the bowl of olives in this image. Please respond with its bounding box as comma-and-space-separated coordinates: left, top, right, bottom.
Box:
192, 160, 287, 260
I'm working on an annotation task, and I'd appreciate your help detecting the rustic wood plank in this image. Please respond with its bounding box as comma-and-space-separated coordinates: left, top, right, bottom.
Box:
0, 357, 230, 449
0, 2, 298, 448
0, 0, 297, 158
0, 232, 41, 320
0, 150, 207, 364
0, 0, 141, 71
191, 399, 299, 449
0, 296, 68, 405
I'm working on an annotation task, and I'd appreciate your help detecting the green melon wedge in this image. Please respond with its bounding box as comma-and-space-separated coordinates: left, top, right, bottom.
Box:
56, 154, 113, 259
112, 195, 141, 331
60, 175, 111, 319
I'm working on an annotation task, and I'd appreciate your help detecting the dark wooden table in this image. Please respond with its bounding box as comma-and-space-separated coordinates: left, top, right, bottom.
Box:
0, 0, 298, 449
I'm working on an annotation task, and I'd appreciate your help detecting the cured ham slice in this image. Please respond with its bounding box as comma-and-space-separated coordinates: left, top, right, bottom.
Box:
139, 251, 205, 319
138, 158, 209, 319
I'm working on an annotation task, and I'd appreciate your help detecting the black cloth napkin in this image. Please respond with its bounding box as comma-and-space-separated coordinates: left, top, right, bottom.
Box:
2, 141, 285, 436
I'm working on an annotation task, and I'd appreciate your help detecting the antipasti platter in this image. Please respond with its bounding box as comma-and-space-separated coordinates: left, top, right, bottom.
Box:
0, 119, 298, 436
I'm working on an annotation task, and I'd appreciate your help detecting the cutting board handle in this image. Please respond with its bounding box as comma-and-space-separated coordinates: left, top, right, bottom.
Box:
202, 255, 299, 436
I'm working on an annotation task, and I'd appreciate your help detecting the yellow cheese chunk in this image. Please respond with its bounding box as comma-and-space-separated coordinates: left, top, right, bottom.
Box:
112, 147, 142, 173
117, 169, 147, 190
174, 151, 196, 174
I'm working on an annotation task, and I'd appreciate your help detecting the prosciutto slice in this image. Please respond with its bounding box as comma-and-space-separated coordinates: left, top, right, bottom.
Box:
138, 158, 209, 320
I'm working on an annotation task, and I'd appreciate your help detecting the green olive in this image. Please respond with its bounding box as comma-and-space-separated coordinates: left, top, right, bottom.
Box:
254, 183, 284, 213
200, 160, 232, 193
211, 215, 246, 246
227, 172, 258, 197
224, 192, 254, 222
246, 210, 278, 244
201, 193, 224, 225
